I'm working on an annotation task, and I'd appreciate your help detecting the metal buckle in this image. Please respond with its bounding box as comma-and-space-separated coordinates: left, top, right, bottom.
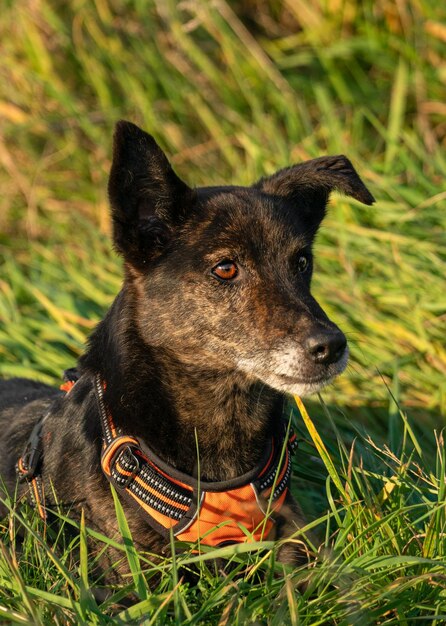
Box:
112, 445, 141, 489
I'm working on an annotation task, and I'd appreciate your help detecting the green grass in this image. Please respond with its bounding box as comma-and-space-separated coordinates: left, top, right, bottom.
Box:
1, 0, 446, 622
1, 402, 446, 624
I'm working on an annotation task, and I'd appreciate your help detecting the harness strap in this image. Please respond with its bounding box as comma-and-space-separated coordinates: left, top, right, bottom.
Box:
16, 369, 299, 544
16, 455, 46, 520
16, 369, 80, 521
94, 373, 298, 542
16, 409, 49, 520
94, 375, 196, 533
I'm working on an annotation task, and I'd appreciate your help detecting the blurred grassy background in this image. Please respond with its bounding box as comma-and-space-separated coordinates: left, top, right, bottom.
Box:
0, 0, 445, 429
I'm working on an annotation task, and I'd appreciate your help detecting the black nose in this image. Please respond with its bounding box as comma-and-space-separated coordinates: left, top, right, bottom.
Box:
304, 331, 347, 365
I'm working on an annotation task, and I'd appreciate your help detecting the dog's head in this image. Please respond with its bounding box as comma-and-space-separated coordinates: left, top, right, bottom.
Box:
108, 121, 374, 396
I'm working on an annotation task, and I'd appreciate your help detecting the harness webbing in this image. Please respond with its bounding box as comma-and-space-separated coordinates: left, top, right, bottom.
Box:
16, 369, 79, 521
16, 407, 51, 521
16, 370, 299, 546
94, 373, 298, 544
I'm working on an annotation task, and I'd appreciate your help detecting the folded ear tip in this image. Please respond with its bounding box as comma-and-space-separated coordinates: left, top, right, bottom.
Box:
315, 154, 351, 172
357, 189, 376, 205
327, 155, 375, 205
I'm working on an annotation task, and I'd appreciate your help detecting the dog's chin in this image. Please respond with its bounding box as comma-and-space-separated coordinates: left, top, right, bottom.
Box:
241, 348, 349, 397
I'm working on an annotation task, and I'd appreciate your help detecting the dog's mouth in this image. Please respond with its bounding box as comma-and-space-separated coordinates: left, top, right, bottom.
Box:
260, 372, 338, 397
277, 345, 349, 394
238, 344, 349, 397
273, 371, 339, 395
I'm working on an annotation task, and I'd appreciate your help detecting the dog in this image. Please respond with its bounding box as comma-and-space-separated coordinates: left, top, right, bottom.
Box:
0, 121, 374, 583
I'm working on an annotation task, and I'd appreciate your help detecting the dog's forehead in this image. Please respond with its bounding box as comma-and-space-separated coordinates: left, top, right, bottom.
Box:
191, 187, 309, 253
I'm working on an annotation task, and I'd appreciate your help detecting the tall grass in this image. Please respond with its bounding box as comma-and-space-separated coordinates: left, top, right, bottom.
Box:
1, 0, 445, 622
1, 401, 446, 624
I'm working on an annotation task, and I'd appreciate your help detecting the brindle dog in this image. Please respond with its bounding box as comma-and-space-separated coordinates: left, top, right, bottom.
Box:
0, 122, 374, 581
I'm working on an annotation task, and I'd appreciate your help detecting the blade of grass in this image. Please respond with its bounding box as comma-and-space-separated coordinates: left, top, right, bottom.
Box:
294, 396, 347, 498
110, 485, 149, 601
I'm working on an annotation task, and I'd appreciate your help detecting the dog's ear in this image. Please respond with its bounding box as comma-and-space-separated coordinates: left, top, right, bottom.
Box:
108, 121, 194, 268
255, 155, 375, 233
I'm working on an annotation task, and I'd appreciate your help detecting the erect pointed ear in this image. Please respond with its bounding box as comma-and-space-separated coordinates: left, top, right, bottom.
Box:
108, 121, 195, 268
255, 155, 375, 233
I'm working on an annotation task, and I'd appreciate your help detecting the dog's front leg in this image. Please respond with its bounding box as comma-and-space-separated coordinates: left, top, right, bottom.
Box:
272, 493, 314, 568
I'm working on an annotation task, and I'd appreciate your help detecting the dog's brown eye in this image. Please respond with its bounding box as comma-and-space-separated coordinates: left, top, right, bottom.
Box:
297, 255, 309, 273
212, 261, 238, 281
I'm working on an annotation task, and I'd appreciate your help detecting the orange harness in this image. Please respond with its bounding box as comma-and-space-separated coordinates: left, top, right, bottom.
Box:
93, 375, 298, 546
18, 372, 298, 547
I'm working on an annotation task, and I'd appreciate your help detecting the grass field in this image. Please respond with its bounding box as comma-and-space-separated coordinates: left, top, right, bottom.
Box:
1, 0, 445, 623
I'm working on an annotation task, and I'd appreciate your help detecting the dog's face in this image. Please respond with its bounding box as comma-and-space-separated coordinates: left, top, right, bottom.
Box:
108, 122, 374, 396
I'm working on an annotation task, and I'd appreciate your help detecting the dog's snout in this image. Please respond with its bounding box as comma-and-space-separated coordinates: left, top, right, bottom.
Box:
304, 331, 347, 365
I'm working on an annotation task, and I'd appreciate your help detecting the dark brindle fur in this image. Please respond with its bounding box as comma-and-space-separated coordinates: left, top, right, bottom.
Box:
0, 122, 374, 580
